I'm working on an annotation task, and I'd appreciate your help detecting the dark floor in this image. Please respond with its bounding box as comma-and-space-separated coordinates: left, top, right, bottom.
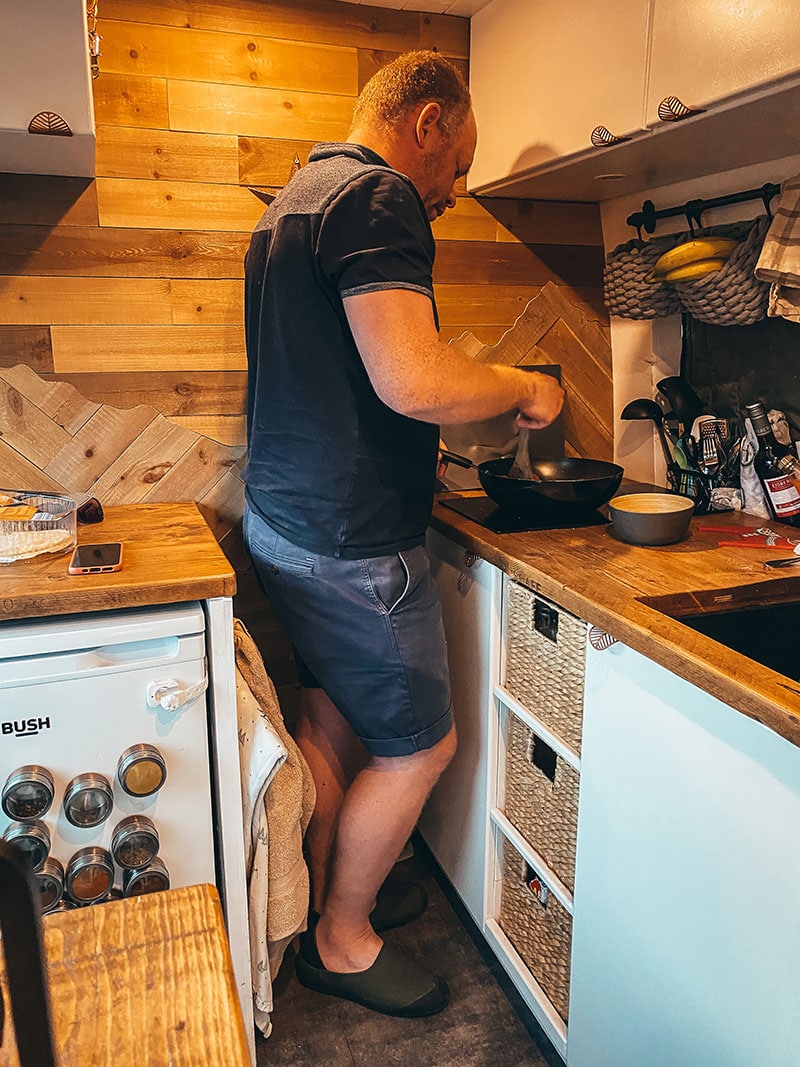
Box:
255, 837, 564, 1066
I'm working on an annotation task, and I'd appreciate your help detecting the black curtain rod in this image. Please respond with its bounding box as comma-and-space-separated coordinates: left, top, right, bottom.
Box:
627, 182, 781, 237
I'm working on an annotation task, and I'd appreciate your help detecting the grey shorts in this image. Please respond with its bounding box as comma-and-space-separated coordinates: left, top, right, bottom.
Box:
243, 504, 453, 757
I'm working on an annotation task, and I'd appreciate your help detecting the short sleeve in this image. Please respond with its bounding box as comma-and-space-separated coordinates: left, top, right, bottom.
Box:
317, 170, 435, 301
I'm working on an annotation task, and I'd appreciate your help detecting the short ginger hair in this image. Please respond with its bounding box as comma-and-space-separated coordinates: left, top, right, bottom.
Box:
351, 50, 471, 141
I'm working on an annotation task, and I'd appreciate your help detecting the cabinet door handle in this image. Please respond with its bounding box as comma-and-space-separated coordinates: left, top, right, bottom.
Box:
590, 124, 632, 147
657, 95, 705, 122
589, 625, 618, 650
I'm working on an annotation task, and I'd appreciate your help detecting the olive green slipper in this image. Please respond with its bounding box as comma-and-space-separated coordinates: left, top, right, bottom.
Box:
296, 928, 449, 1018
369, 879, 428, 932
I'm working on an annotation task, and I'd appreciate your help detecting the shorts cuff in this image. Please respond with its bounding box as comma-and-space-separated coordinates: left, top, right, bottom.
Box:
362, 705, 454, 758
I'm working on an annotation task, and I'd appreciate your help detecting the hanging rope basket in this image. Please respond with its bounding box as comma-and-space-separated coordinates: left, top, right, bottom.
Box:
673, 215, 771, 326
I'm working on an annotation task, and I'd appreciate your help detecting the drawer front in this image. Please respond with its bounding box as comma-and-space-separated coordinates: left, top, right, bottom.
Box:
504, 580, 586, 754
504, 711, 579, 892
498, 835, 573, 1024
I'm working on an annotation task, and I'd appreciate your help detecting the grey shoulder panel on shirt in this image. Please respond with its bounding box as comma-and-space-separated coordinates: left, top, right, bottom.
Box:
253, 156, 411, 233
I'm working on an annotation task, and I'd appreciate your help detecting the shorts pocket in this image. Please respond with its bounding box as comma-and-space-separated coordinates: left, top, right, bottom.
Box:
244, 508, 316, 575
363, 547, 425, 616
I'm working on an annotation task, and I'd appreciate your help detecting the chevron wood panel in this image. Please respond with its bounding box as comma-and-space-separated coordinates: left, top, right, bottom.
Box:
0, 363, 244, 520
449, 282, 613, 462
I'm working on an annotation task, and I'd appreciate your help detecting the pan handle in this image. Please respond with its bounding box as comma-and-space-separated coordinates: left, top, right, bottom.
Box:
439, 449, 475, 470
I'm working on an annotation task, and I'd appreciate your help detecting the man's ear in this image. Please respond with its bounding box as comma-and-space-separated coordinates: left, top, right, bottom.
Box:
414, 101, 443, 148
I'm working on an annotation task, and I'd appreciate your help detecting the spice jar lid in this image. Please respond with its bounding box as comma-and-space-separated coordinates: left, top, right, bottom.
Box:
123, 856, 170, 897
2, 765, 55, 821
65, 846, 114, 904
117, 744, 167, 797
111, 814, 159, 870
63, 773, 114, 828
35, 856, 65, 913
2, 818, 50, 872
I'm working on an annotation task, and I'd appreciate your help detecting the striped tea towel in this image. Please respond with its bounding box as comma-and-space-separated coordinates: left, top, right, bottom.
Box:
755, 174, 800, 321
756, 174, 800, 285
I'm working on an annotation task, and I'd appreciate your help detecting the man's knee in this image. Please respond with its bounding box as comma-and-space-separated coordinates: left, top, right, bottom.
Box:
411, 725, 457, 780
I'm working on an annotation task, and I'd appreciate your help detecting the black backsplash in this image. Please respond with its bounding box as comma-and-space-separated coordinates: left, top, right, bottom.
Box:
683, 314, 800, 439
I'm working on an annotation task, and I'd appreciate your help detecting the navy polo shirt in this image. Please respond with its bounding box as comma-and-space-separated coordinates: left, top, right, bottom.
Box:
243, 143, 440, 559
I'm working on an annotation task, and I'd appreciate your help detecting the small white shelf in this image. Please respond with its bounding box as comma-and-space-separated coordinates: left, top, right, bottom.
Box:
490, 807, 574, 915
494, 684, 581, 773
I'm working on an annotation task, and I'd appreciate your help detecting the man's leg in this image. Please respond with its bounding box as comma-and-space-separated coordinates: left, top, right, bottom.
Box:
294, 686, 366, 913
315, 726, 457, 973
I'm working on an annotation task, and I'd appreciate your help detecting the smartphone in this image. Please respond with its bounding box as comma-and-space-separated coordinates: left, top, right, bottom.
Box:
68, 542, 124, 575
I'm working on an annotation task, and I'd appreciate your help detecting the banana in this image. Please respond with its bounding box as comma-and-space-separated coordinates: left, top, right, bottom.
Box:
664, 257, 727, 283
654, 237, 738, 275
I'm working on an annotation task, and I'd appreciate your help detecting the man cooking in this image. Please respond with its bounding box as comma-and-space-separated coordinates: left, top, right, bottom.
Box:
243, 50, 563, 1018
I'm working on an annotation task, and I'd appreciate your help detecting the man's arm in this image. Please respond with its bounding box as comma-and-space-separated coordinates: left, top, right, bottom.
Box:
343, 288, 564, 428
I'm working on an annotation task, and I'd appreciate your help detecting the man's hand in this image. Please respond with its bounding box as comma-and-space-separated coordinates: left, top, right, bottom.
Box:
517, 372, 565, 430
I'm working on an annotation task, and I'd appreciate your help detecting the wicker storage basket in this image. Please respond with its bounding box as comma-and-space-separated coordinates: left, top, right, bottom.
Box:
504, 711, 579, 892
498, 836, 573, 1023
503, 581, 586, 754
603, 235, 683, 319
674, 215, 771, 325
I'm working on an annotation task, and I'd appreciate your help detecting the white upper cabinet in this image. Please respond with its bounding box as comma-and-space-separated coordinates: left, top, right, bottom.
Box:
0, 0, 95, 177
468, 0, 651, 191
645, 0, 800, 126
469, 0, 800, 199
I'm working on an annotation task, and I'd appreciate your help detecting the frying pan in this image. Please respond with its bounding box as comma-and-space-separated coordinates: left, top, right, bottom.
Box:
440, 450, 624, 520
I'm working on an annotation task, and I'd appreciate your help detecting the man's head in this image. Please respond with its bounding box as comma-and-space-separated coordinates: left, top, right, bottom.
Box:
348, 50, 476, 222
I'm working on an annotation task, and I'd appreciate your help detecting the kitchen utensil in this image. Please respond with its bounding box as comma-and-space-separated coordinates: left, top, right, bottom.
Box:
656, 376, 706, 436
763, 556, 800, 568
699, 422, 720, 476
699, 525, 800, 549
439, 450, 623, 521
508, 427, 539, 481
621, 398, 677, 489
608, 492, 694, 546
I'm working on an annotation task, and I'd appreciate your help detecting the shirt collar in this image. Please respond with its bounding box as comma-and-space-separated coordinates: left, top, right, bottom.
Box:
308, 142, 390, 168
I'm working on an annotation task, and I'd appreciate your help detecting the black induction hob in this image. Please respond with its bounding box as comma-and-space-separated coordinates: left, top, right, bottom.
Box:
439, 492, 609, 534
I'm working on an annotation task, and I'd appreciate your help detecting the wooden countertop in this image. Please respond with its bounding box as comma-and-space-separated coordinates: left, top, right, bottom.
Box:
430, 492, 800, 748
0, 502, 236, 621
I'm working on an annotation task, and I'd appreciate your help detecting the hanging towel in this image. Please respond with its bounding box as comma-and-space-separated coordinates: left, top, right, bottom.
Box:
235, 665, 286, 1038
755, 173, 800, 322
233, 619, 316, 1038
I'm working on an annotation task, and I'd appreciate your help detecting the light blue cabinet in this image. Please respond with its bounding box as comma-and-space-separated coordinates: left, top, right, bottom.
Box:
568, 640, 800, 1067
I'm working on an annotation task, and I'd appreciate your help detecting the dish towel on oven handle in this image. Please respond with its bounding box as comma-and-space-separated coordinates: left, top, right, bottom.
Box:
234, 619, 316, 1038
755, 172, 800, 322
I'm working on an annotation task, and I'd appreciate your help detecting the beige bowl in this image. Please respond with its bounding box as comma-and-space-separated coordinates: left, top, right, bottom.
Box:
609, 492, 694, 546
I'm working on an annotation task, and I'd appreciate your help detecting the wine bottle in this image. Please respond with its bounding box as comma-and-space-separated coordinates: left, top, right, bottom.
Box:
744, 402, 800, 528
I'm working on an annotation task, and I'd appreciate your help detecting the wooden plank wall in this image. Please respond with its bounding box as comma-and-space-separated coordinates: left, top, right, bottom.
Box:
0, 0, 608, 712
0, 0, 606, 449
